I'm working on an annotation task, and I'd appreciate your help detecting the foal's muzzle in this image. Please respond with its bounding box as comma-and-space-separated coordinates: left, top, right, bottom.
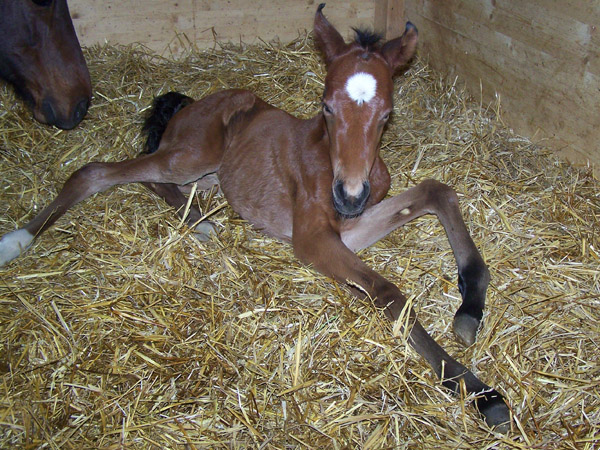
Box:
332, 179, 370, 218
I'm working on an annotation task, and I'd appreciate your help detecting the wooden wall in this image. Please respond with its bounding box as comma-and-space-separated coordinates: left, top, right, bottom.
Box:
69, 0, 380, 56
403, 1, 599, 170
69, 0, 600, 170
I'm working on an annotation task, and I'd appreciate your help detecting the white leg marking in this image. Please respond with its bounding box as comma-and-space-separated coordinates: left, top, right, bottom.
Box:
0, 229, 34, 266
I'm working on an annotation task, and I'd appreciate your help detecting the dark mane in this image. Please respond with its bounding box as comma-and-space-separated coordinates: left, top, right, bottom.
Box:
352, 28, 383, 50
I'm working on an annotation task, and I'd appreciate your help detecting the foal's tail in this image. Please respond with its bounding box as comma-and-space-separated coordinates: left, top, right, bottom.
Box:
142, 92, 195, 153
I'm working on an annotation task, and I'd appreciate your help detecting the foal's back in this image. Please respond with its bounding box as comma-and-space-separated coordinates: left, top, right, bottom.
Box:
159, 88, 331, 241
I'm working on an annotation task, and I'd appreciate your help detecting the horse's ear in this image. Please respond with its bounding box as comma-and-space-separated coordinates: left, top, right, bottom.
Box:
314, 3, 347, 66
381, 22, 418, 74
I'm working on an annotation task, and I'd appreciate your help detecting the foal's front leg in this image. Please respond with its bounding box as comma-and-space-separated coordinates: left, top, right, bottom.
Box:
341, 179, 489, 347
292, 223, 510, 431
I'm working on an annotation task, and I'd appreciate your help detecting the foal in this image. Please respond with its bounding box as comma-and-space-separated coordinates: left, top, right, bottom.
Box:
0, 4, 511, 431
0, 0, 91, 129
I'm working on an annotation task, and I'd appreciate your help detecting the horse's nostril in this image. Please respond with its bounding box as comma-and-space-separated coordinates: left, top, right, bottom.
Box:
333, 179, 346, 202
358, 181, 370, 203
73, 97, 89, 124
41, 98, 57, 125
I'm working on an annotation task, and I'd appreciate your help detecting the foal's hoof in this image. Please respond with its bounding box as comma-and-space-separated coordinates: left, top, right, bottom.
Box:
475, 389, 511, 434
0, 229, 34, 267
192, 221, 217, 242
453, 313, 480, 347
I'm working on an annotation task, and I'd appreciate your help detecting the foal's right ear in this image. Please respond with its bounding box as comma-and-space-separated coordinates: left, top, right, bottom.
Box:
314, 3, 347, 66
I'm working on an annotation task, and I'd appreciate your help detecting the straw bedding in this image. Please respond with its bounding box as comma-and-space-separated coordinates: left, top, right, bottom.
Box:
0, 34, 598, 449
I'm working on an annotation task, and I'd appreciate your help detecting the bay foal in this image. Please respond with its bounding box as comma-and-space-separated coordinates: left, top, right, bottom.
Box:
0, 5, 511, 431
0, 0, 91, 129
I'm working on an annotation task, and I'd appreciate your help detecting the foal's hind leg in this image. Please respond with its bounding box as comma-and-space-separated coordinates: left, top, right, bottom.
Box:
0, 149, 211, 266
142, 182, 216, 241
341, 179, 489, 347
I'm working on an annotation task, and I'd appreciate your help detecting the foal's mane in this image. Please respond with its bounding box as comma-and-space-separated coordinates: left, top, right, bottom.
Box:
352, 28, 383, 50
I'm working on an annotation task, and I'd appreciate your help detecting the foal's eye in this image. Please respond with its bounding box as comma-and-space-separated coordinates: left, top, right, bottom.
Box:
32, 0, 53, 6
382, 112, 391, 122
323, 104, 333, 115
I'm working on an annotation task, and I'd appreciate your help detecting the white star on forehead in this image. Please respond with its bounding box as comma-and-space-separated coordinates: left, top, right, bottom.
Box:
345, 72, 377, 105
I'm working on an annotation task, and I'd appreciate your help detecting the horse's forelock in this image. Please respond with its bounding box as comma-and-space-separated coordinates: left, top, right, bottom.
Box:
352, 28, 383, 50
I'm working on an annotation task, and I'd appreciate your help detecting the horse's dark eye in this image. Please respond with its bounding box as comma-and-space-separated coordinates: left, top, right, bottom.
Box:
323, 104, 333, 115
382, 112, 390, 122
32, 0, 53, 6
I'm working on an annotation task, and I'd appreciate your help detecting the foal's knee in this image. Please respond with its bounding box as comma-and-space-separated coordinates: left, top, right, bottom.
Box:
419, 179, 459, 210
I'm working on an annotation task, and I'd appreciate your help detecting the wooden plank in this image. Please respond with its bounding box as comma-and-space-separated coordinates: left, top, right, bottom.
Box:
409, 0, 593, 64
70, 0, 377, 55
405, 0, 600, 170
374, 0, 388, 35
375, 0, 405, 39
416, 5, 589, 96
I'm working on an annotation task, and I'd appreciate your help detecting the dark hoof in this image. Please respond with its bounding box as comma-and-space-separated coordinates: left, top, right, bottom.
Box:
453, 313, 480, 347
476, 390, 511, 433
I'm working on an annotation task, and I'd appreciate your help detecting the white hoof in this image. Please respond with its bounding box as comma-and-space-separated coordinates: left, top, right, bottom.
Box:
0, 229, 34, 266
192, 221, 217, 242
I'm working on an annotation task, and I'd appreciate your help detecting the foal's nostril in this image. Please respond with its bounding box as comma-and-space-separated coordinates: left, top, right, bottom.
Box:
354, 181, 371, 209
333, 180, 346, 203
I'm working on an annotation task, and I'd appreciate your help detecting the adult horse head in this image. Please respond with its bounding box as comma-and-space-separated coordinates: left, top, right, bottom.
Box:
0, 0, 91, 129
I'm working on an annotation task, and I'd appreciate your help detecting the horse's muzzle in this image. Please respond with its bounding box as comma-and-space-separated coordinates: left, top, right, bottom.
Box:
40, 96, 90, 130
332, 179, 370, 218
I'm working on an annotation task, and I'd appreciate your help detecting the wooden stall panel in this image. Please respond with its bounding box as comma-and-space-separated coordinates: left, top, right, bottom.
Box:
70, 0, 377, 56
68, 0, 598, 168
375, 0, 405, 40
405, 0, 600, 169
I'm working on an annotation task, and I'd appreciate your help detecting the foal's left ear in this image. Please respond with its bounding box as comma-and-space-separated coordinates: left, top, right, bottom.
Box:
314, 3, 347, 66
381, 22, 419, 74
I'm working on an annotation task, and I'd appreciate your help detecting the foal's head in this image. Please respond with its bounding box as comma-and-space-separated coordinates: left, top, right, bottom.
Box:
314, 4, 418, 217
0, 0, 91, 129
